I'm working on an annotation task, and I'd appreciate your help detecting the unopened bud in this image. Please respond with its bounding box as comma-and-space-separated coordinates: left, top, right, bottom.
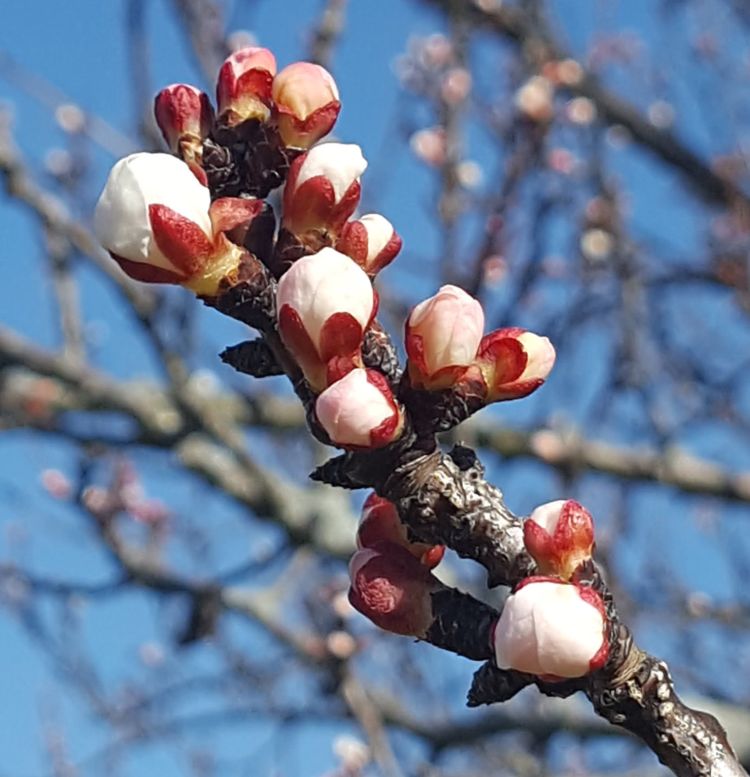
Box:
315, 368, 404, 449
475, 328, 555, 402
216, 46, 276, 125
282, 143, 367, 237
336, 214, 402, 276
514, 76, 554, 123
95, 152, 262, 295
405, 285, 484, 390
272, 62, 341, 149
276, 247, 375, 391
348, 542, 437, 636
493, 577, 608, 680
154, 84, 213, 157
523, 499, 594, 580
357, 493, 444, 568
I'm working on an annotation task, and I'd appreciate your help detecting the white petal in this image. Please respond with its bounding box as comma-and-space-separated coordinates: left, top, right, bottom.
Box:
296, 143, 367, 202
493, 592, 543, 674
528, 500, 567, 534
358, 213, 394, 260
408, 285, 484, 374
316, 369, 393, 447
534, 585, 604, 676
517, 332, 556, 381
493, 581, 604, 678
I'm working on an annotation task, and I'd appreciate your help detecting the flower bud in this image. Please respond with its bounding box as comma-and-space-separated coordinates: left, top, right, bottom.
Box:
282, 143, 367, 237
514, 75, 554, 123
493, 577, 608, 680
154, 84, 214, 166
216, 46, 277, 125
94, 152, 263, 295
357, 493, 444, 568
405, 285, 485, 390
523, 500, 594, 580
315, 368, 404, 449
336, 214, 402, 276
348, 542, 437, 636
272, 62, 341, 149
475, 328, 555, 402
277, 248, 375, 390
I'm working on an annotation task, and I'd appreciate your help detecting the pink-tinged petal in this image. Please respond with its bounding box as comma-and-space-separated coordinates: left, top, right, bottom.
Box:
493, 579, 607, 679
272, 62, 340, 119
405, 285, 485, 389
315, 368, 403, 449
528, 499, 568, 534
273, 62, 340, 149
348, 542, 436, 637
515, 75, 554, 123
208, 197, 264, 235
149, 204, 213, 277
282, 145, 366, 235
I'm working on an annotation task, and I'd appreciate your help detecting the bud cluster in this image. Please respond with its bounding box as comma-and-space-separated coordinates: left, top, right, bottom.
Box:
95, 43, 558, 450
405, 284, 556, 403
93, 42, 607, 694
490, 500, 605, 681
348, 493, 443, 636
492, 576, 608, 680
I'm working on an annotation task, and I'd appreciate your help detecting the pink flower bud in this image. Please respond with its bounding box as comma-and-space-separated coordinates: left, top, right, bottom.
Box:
95, 152, 263, 295
315, 368, 404, 449
405, 285, 485, 390
514, 75, 554, 123
272, 62, 341, 149
282, 143, 367, 237
493, 577, 608, 680
276, 247, 376, 390
348, 542, 437, 636
154, 84, 214, 154
336, 214, 402, 275
523, 500, 594, 580
216, 46, 277, 125
475, 328, 556, 401
357, 493, 444, 568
